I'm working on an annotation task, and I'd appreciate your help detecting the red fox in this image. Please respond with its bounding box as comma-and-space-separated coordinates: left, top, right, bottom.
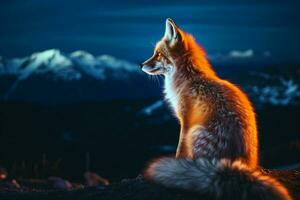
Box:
140, 18, 292, 200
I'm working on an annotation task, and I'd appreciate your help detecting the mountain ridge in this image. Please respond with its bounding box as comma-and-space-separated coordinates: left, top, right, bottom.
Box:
0, 49, 299, 106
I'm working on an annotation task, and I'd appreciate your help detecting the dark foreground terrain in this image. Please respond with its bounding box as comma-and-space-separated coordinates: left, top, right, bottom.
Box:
0, 169, 299, 200
1, 101, 300, 181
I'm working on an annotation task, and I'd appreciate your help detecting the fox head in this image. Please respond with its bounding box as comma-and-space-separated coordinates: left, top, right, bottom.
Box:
140, 18, 185, 75
140, 18, 213, 77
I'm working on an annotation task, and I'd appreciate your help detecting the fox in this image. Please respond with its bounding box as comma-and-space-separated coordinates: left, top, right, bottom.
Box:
140, 18, 292, 200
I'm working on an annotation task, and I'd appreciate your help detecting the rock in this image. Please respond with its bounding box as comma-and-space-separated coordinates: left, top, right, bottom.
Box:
48, 177, 72, 190
0, 167, 8, 181
84, 172, 109, 187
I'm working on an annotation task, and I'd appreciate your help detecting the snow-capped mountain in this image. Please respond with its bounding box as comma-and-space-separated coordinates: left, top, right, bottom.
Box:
0, 49, 140, 81
0, 49, 156, 103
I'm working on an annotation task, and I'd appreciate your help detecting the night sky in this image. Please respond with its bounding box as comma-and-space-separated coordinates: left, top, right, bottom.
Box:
1, 0, 299, 63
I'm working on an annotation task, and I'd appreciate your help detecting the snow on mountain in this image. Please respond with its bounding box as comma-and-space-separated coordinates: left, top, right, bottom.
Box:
0, 49, 143, 100
97, 54, 137, 72
24, 49, 80, 81
139, 100, 164, 115
70, 50, 105, 80
1, 49, 79, 80
97, 55, 140, 79
247, 74, 300, 106
228, 49, 254, 58
208, 49, 275, 65
0, 49, 140, 81
69, 50, 141, 79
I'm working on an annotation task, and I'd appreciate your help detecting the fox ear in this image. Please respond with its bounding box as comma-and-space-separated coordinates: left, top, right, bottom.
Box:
164, 18, 182, 44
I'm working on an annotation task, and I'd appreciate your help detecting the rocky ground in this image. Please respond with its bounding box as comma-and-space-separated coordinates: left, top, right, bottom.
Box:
0, 169, 299, 200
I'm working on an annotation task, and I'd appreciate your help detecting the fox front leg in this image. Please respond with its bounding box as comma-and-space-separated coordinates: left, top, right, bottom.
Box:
175, 141, 186, 158
175, 124, 196, 158
175, 134, 191, 158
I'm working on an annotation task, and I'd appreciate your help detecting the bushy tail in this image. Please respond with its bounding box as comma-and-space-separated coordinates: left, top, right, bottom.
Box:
144, 157, 292, 200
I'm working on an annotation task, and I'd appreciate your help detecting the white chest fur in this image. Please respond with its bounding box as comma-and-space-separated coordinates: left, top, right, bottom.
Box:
164, 68, 179, 113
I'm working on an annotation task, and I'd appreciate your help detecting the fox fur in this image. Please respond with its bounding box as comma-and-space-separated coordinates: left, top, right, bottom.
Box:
140, 18, 292, 200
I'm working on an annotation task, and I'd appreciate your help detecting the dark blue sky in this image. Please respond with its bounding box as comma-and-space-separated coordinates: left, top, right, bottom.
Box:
1, 0, 299, 63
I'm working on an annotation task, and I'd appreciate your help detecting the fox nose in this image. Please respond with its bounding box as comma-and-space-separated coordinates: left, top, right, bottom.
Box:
139, 63, 144, 68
